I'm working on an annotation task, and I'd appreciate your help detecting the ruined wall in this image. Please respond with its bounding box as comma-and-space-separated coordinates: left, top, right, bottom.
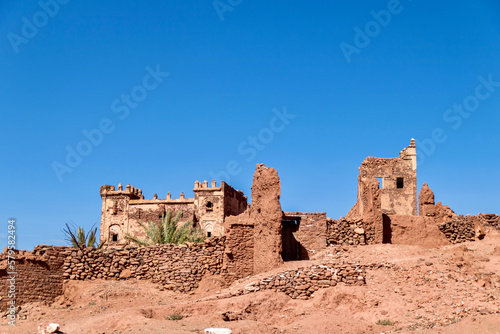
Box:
418, 183, 457, 223
222, 222, 254, 283
63, 238, 224, 293
223, 182, 248, 218
389, 216, 450, 248
0, 246, 69, 311
437, 215, 486, 244
227, 262, 366, 300
251, 164, 283, 273
475, 213, 500, 231
283, 212, 327, 259
352, 139, 417, 217
344, 176, 382, 244
326, 218, 367, 246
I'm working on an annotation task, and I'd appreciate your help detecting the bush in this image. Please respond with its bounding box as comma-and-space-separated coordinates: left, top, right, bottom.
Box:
376, 319, 393, 326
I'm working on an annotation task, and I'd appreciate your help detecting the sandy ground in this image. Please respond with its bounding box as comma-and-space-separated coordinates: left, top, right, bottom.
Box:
3, 230, 500, 334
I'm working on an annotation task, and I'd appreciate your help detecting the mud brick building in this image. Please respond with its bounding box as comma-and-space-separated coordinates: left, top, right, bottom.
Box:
99, 180, 247, 246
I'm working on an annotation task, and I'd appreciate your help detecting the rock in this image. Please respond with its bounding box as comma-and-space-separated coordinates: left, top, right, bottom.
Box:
354, 227, 365, 234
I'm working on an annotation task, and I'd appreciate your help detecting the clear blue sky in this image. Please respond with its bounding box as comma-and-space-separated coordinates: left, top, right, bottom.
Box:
1, 1, 499, 250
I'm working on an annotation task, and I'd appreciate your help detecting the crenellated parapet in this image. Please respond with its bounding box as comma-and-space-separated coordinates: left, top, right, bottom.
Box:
100, 183, 144, 199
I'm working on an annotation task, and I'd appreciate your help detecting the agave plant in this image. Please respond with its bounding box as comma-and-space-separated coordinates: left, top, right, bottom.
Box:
125, 211, 205, 246
63, 222, 105, 249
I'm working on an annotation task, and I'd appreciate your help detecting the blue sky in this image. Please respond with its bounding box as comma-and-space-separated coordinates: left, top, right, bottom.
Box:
1, 0, 499, 250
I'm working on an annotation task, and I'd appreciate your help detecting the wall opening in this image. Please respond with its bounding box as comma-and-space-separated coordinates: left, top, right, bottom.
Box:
397, 177, 404, 189
282, 218, 300, 261
207, 231, 212, 238
112, 234, 118, 242
382, 214, 392, 244
206, 201, 213, 212
376, 177, 383, 188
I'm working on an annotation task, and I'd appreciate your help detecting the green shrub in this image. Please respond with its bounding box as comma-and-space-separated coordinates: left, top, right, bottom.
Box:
125, 211, 205, 246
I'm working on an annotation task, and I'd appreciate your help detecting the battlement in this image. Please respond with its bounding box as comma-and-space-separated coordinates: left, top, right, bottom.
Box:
99, 183, 144, 199
193, 179, 222, 191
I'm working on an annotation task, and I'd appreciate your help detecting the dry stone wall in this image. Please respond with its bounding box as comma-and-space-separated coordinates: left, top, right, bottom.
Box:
437, 216, 485, 244
326, 218, 369, 246
225, 262, 366, 300
63, 238, 224, 292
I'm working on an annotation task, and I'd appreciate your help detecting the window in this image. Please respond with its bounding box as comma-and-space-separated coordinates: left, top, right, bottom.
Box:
207, 232, 212, 238
206, 201, 213, 212
397, 177, 404, 189
112, 234, 118, 242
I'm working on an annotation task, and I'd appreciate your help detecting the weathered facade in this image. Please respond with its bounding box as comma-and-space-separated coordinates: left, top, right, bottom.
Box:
99, 180, 247, 246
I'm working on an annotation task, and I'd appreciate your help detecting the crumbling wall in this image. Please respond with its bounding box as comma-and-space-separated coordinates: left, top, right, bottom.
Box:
474, 213, 500, 231
283, 212, 327, 259
437, 215, 486, 244
228, 262, 366, 300
418, 183, 457, 223
354, 140, 418, 216
389, 216, 450, 248
343, 176, 382, 244
222, 221, 254, 283
250, 164, 283, 273
63, 238, 224, 293
326, 218, 367, 246
0, 246, 69, 311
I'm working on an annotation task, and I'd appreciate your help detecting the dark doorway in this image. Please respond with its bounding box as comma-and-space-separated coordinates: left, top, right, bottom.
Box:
282, 219, 300, 261
382, 214, 392, 244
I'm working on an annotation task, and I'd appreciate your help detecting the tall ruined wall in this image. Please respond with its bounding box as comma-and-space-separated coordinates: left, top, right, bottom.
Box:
251, 164, 283, 274
354, 139, 417, 216
63, 238, 224, 293
0, 246, 69, 311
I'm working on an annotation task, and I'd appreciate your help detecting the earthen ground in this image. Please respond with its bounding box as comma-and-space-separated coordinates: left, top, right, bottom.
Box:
5, 230, 500, 334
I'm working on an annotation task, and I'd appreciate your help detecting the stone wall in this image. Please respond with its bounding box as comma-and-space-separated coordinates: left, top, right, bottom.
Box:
0, 246, 69, 311
226, 262, 366, 300
63, 238, 224, 293
437, 216, 486, 244
222, 223, 254, 283
326, 218, 367, 246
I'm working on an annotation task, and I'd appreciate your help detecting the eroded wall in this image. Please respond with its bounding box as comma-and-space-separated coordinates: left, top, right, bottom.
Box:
0, 246, 68, 311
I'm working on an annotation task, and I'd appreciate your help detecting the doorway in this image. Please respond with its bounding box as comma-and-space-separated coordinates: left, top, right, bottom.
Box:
282, 218, 300, 261
382, 214, 392, 244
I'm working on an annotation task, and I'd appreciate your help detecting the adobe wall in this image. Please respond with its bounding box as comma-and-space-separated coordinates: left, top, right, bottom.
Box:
0, 246, 70, 311
353, 139, 417, 217
250, 164, 283, 273
63, 238, 224, 293
283, 212, 327, 259
222, 222, 254, 283
389, 216, 450, 248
